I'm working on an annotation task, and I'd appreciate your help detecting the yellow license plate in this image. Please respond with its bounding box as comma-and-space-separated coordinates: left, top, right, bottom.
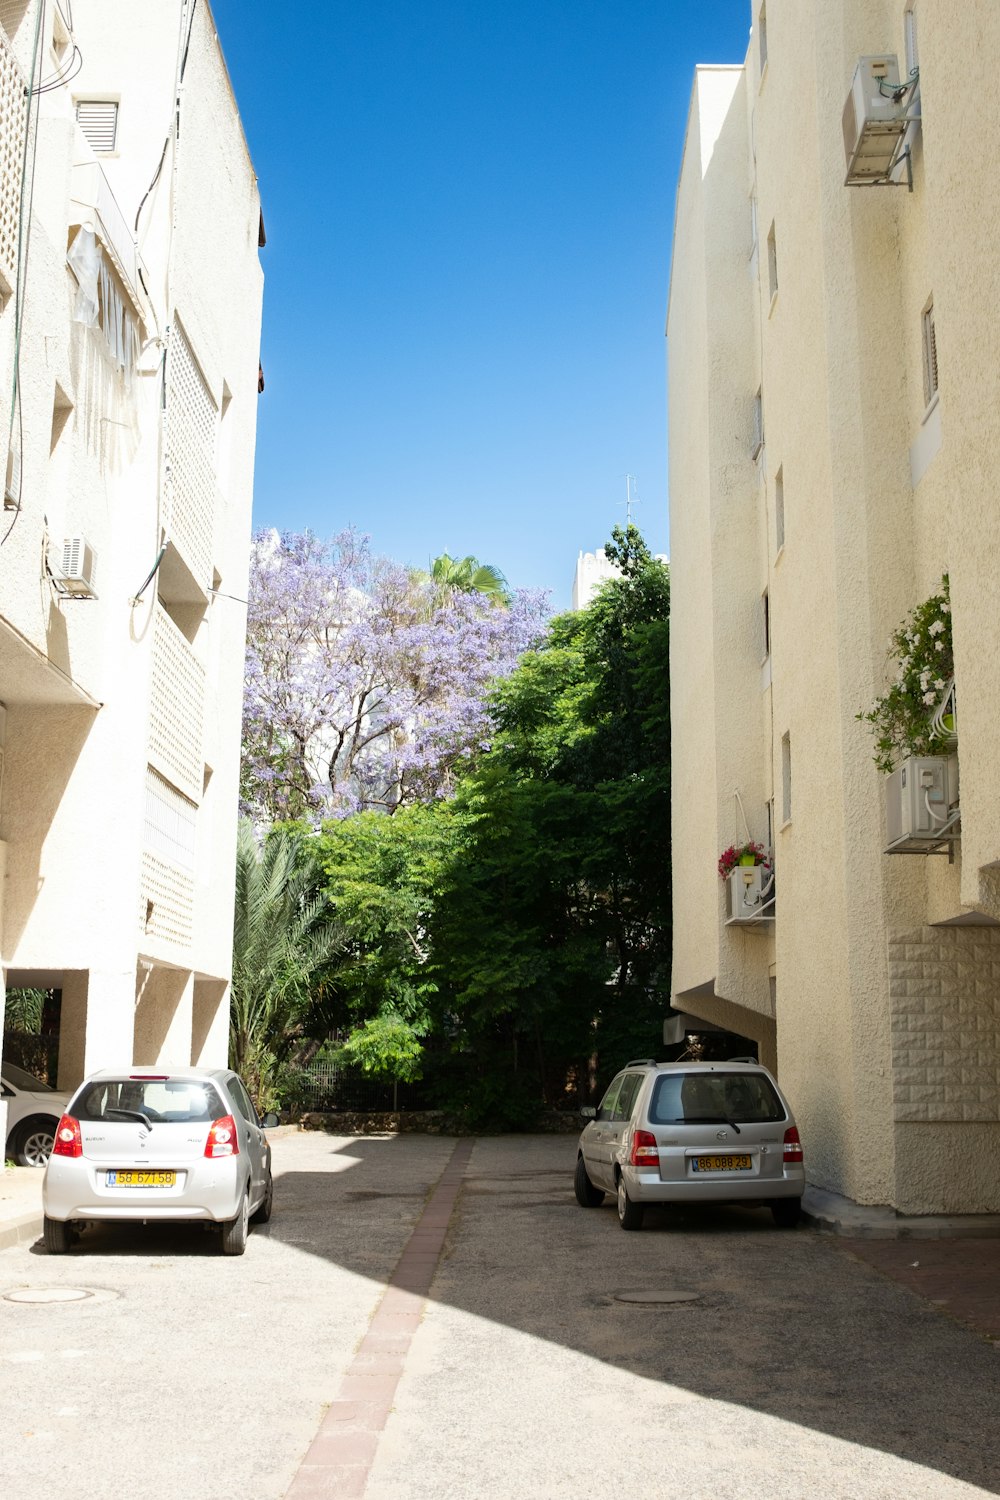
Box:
692, 1155, 752, 1172
106, 1170, 176, 1188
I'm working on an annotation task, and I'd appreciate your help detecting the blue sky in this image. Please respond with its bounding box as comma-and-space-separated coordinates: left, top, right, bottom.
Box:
210, 1, 751, 609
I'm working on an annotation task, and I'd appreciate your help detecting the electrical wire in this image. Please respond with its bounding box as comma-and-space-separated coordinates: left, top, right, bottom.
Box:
33, 43, 82, 95
129, 542, 168, 605
133, 0, 198, 234
1, 0, 45, 548
878, 67, 919, 101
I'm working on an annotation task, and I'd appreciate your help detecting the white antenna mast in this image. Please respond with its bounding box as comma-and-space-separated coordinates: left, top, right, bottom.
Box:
620, 473, 640, 527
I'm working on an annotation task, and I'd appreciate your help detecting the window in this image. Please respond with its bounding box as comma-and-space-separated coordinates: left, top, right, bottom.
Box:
766, 221, 778, 303
921, 299, 938, 407
650, 1071, 785, 1126
774, 465, 785, 550
758, 4, 768, 74
144, 767, 197, 872
75, 99, 118, 154
762, 589, 771, 660
751, 388, 764, 459
228, 1077, 258, 1125
613, 1074, 643, 1123
781, 732, 792, 824
597, 1075, 623, 1121
749, 193, 759, 260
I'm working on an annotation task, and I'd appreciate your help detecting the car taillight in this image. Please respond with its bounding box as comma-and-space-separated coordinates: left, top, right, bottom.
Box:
783, 1126, 803, 1163
205, 1115, 239, 1158
630, 1129, 659, 1169
52, 1114, 82, 1158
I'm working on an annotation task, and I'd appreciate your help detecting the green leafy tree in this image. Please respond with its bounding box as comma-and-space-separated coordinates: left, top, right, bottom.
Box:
314, 802, 457, 1078
230, 819, 343, 1110
430, 540, 671, 1116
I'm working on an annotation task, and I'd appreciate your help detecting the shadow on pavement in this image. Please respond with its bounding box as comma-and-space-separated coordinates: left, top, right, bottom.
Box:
35, 1130, 1000, 1495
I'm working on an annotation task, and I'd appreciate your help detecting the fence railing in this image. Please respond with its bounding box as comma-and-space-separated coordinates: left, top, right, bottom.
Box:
295, 1063, 429, 1114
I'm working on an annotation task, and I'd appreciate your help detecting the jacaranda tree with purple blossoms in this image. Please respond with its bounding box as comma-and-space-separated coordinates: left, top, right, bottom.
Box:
242, 529, 548, 823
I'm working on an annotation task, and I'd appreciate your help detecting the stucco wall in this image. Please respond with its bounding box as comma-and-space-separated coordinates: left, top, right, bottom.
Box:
0, 0, 262, 1089
668, 0, 1000, 1214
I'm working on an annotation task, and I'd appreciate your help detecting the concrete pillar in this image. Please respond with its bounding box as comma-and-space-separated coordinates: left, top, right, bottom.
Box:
192, 978, 229, 1068
83, 968, 137, 1077
133, 966, 193, 1067
58, 970, 89, 1091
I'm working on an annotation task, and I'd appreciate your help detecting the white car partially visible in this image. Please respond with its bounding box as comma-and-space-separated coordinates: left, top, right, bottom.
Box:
2, 1063, 70, 1167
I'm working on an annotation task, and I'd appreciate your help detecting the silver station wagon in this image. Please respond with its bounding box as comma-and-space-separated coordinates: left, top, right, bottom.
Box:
42, 1068, 277, 1256
575, 1059, 805, 1230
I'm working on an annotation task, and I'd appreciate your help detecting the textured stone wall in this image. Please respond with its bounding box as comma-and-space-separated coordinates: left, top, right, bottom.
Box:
889, 925, 1000, 1123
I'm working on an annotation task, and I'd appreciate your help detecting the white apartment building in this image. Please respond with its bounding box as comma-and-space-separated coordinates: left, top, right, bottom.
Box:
571, 547, 620, 611
668, 2, 1000, 1215
0, 0, 263, 1145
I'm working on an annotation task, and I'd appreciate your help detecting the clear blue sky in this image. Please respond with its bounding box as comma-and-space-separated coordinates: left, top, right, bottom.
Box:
210, 0, 751, 609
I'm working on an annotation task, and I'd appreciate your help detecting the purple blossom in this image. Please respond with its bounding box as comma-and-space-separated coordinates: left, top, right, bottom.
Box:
242, 529, 549, 822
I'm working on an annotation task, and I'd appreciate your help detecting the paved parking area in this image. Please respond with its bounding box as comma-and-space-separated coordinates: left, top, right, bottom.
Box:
2, 1133, 1000, 1499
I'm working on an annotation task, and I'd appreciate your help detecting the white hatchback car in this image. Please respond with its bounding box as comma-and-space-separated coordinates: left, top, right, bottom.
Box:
2, 1063, 71, 1167
575, 1059, 805, 1230
43, 1067, 277, 1255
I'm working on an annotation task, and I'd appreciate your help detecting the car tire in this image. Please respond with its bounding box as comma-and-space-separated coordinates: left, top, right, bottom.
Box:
12, 1119, 57, 1168
43, 1215, 71, 1254
574, 1155, 605, 1207
250, 1169, 273, 1225
772, 1198, 802, 1229
221, 1191, 250, 1255
616, 1174, 644, 1231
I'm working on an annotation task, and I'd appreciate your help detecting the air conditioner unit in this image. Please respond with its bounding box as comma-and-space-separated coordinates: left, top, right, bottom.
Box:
885, 754, 960, 853
3, 445, 20, 509
726, 865, 775, 927
843, 55, 909, 185
58, 534, 99, 598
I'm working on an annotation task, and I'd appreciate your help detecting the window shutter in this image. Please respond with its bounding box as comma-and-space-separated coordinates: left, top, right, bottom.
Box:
76, 101, 118, 153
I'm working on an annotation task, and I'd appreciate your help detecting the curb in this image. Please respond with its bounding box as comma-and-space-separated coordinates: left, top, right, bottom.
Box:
0, 1209, 42, 1252
803, 1188, 1000, 1241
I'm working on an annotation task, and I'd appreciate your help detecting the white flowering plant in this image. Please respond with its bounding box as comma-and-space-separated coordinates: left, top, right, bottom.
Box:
857, 575, 953, 774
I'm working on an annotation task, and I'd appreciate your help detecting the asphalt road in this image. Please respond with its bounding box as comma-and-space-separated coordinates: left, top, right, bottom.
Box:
1, 1131, 999, 1500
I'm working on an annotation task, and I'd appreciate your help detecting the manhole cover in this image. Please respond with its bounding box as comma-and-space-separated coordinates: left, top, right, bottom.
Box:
4, 1287, 94, 1305
613, 1290, 701, 1305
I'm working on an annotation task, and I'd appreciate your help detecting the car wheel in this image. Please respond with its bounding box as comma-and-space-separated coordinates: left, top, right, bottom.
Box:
221, 1191, 249, 1255
574, 1155, 605, 1207
772, 1198, 802, 1229
616, 1174, 644, 1231
43, 1215, 72, 1254
13, 1119, 57, 1168
250, 1169, 273, 1225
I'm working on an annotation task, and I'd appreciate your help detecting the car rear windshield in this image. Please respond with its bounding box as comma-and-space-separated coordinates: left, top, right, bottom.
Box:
650, 1072, 786, 1125
74, 1079, 227, 1125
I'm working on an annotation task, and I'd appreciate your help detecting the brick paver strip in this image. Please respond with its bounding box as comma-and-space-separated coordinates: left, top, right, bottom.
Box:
285, 1137, 475, 1498
840, 1236, 1000, 1343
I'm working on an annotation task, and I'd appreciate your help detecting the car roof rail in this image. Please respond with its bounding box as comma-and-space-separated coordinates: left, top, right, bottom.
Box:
624, 1058, 658, 1067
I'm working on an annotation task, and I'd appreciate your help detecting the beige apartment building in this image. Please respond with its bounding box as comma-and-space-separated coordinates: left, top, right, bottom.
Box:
0, 0, 263, 1148
667, 1, 1000, 1215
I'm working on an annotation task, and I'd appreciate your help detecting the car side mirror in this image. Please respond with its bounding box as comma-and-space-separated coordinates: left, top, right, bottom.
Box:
579, 1106, 596, 1120
260, 1112, 280, 1129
